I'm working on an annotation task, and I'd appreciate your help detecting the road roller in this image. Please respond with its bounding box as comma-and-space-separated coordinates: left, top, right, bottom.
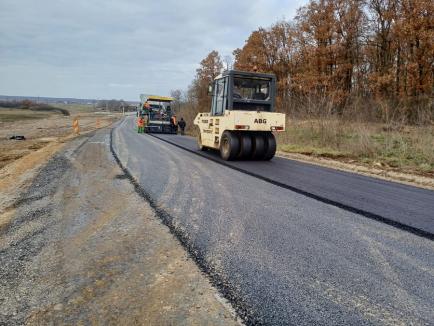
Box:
194, 70, 286, 160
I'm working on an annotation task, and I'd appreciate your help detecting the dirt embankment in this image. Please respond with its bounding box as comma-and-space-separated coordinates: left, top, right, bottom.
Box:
0, 109, 119, 219
0, 108, 118, 169
0, 128, 240, 325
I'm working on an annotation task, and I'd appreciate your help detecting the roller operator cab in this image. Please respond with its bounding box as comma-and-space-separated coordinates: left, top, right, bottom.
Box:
194, 70, 286, 160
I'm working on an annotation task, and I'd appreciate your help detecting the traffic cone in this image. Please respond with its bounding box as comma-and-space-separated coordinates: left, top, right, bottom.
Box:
72, 118, 80, 135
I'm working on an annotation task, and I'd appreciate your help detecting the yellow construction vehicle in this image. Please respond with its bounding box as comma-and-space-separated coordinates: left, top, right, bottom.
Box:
194, 70, 285, 160
138, 95, 176, 134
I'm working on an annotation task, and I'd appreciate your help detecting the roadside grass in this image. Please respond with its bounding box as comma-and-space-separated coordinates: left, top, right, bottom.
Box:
277, 118, 434, 176
0, 108, 53, 122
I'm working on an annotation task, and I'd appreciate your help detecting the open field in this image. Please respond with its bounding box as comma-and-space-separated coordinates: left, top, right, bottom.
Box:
277, 119, 434, 177
54, 103, 97, 113
0, 105, 119, 169
0, 109, 55, 122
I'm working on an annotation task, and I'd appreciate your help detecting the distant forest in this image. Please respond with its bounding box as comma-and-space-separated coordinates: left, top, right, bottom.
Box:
177, 0, 433, 125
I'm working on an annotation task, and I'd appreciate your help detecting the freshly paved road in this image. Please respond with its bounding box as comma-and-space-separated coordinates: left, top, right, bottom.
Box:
152, 133, 434, 238
112, 117, 434, 325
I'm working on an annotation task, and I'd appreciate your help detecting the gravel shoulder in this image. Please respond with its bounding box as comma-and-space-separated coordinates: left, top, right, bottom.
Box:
0, 127, 240, 325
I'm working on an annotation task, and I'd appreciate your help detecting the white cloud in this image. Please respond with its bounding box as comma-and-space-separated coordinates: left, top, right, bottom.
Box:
0, 0, 306, 100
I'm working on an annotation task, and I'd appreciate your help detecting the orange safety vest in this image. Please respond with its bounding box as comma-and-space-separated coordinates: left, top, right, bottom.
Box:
171, 116, 176, 125
137, 118, 144, 127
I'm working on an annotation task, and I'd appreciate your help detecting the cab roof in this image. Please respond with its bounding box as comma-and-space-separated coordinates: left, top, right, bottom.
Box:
146, 95, 174, 102
216, 70, 276, 80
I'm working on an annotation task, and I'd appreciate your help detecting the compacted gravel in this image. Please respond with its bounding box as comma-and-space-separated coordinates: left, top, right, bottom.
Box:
0, 128, 239, 326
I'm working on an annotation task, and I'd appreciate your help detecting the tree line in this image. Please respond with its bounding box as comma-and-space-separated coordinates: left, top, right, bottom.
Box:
177, 0, 433, 125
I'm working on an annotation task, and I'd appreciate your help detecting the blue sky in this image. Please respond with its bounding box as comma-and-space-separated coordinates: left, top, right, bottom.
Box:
0, 0, 305, 101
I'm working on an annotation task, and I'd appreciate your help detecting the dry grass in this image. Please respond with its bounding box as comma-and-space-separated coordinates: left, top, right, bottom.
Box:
277, 118, 434, 176
176, 103, 200, 136
55, 103, 96, 113
0, 108, 56, 122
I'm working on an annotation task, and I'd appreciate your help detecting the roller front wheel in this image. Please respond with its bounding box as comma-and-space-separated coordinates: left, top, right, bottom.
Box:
197, 133, 207, 151
263, 132, 277, 160
220, 131, 240, 160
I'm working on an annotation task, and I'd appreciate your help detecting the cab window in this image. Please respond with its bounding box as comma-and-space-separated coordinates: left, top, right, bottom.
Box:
212, 78, 227, 116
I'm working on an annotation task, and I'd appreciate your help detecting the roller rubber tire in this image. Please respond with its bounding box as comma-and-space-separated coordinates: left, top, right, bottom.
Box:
220, 131, 240, 161
197, 133, 207, 151
263, 132, 277, 160
251, 133, 266, 160
238, 133, 253, 159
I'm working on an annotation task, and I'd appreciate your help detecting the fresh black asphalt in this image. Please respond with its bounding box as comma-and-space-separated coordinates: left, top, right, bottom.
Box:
112, 117, 434, 325
152, 133, 434, 239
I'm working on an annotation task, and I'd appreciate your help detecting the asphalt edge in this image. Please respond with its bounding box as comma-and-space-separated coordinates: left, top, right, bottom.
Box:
150, 134, 434, 242
109, 127, 253, 325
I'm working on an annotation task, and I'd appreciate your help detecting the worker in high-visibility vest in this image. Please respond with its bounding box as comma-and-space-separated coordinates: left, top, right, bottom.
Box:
137, 116, 145, 133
